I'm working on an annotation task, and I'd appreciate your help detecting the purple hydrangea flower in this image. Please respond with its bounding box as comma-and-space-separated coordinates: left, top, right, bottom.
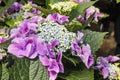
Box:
73, 0, 90, 3
30, 16, 44, 23
39, 51, 64, 80
81, 44, 94, 68
106, 55, 120, 63
10, 19, 38, 38
8, 35, 40, 59
86, 6, 103, 22
95, 56, 120, 79
39, 40, 64, 80
95, 57, 110, 79
46, 13, 69, 24
11, 2, 22, 12
72, 31, 94, 68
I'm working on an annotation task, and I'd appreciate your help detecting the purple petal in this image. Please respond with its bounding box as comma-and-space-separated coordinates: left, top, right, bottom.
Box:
57, 51, 64, 73
37, 40, 48, 56
102, 67, 109, 79
76, 31, 84, 43
8, 44, 24, 58
107, 55, 120, 63
82, 44, 91, 55
39, 56, 50, 66
51, 40, 59, 48
25, 43, 38, 59
48, 59, 59, 73
72, 42, 82, 55
0, 53, 2, 60
49, 71, 58, 80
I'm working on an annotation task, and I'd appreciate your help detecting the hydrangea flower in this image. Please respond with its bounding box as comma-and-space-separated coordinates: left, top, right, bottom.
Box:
72, 31, 94, 68
86, 6, 103, 22
73, 0, 90, 3
95, 56, 120, 79
10, 2, 22, 12
39, 47, 64, 80
8, 35, 39, 59
46, 13, 69, 24
37, 21, 76, 52
10, 16, 41, 38
50, 1, 77, 15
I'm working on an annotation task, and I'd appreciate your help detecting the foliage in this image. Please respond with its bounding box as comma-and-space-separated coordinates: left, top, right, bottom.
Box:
82, 30, 107, 53
0, 0, 118, 80
0, 56, 48, 80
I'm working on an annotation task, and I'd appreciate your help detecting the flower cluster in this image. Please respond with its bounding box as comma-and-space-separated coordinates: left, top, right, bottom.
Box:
50, 1, 77, 15
0, 1, 111, 80
46, 13, 69, 24
77, 6, 103, 26
7, 16, 64, 80
72, 31, 94, 68
37, 21, 76, 52
86, 6, 104, 22
95, 56, 120, 79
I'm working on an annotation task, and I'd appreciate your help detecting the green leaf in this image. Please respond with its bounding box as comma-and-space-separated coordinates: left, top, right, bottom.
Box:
116, 0, 120, 3
81, 30, 107, 53
0, 64, 9, 80
60, 68, 94, 80
35, 6, 55, 16
69, 1, 96, 21
9, 57, 49, 80
29, 59, 49, 80
0, 0, 16, 15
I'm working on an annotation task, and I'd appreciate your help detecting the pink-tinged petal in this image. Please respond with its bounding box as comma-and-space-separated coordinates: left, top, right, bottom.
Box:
25, 43, 38, 59
0, 53, 2, 60
102, 67, 109, 79
46, 13, 69, 24
76, 31, 84, 43
39, 56, 50, 66
30, 16, 41, 23
87, 55, 94, 68
37, 39, 48, 56
80, 44, 94, 68
51, 40, 59, 48
107, 55, 120, 63
48, 59, 59, 73
49, 71, 58, 80
8, 44, 24, 58
72, 42, 82, 55
57, 51, 64, 73
27, 23, 37, 31
82, 44, 91, 55
12, 38, 26, 46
